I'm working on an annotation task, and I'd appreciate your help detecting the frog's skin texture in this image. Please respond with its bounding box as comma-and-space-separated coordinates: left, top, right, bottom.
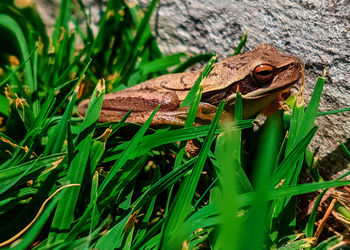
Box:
78, 44, 303, 125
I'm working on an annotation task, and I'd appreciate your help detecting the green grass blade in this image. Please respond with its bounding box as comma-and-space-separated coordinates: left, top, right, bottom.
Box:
317, 107, 350, 116
98, 105, 160, 195
272, 126, 318, 186
171, 53, 214, 73
52, 0, 71, 43
9, 193, 60, 249
48, 81, 105, 244
103, 120, 254, 162
298, 77, 325, 139
0, 153, 65, 195
140, 53, 186, 75
0, 14, 34, 93
132, 157, 196, 211
304, 189, 327, 237
44, 91, 77, 155
161, 101, 224, 249
238, 113, 282, 250
237, 180, 350, 208
180, 55, 216, 107
0, 45, 37, 89
232, 32, 247, 55
340, 141, 350, 162
117, 0, 159, 83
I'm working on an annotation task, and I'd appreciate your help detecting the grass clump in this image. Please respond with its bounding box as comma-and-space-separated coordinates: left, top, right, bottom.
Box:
0, 0, 349, 249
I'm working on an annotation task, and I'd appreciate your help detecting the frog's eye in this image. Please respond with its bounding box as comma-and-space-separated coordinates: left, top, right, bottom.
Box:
253, 64, 274, 85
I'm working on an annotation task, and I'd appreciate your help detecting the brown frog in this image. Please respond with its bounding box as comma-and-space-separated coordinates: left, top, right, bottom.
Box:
78, 44, 303, 125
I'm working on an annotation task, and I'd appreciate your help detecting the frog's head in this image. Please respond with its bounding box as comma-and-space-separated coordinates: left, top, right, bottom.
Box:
242, 44, 303, 99
202, 44, 303, 117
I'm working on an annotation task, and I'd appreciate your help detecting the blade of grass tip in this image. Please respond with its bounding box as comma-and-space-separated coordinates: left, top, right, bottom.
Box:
161, 101, 224, 249
180, 55, 217, 107
75, 0, 94, 41
232, 31, 247, 55
97, 105, 160, 196
285, 95, 305, 155
52, 31, 74, 83
0, 14, 34, 93
48, 80, 105, 244
108, 109, 133, 137
87, 1, 123, 60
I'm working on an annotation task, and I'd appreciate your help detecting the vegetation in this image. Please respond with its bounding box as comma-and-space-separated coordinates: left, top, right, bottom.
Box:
0, 0, 349, 249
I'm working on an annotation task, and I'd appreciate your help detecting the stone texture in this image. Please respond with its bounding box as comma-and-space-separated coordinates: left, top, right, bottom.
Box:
138, 0, 350, 179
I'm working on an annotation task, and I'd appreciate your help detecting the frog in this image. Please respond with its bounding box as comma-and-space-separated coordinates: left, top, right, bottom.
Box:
78, 44, 303, 125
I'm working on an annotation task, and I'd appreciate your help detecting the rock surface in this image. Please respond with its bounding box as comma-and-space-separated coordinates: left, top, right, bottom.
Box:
34, 0, 350, 178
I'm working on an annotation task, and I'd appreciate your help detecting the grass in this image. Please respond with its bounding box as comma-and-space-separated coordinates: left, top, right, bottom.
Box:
0, 0, 349, 249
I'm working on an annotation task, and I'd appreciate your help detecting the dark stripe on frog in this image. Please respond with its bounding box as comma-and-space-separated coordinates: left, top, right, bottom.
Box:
201, 75, 260, 105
